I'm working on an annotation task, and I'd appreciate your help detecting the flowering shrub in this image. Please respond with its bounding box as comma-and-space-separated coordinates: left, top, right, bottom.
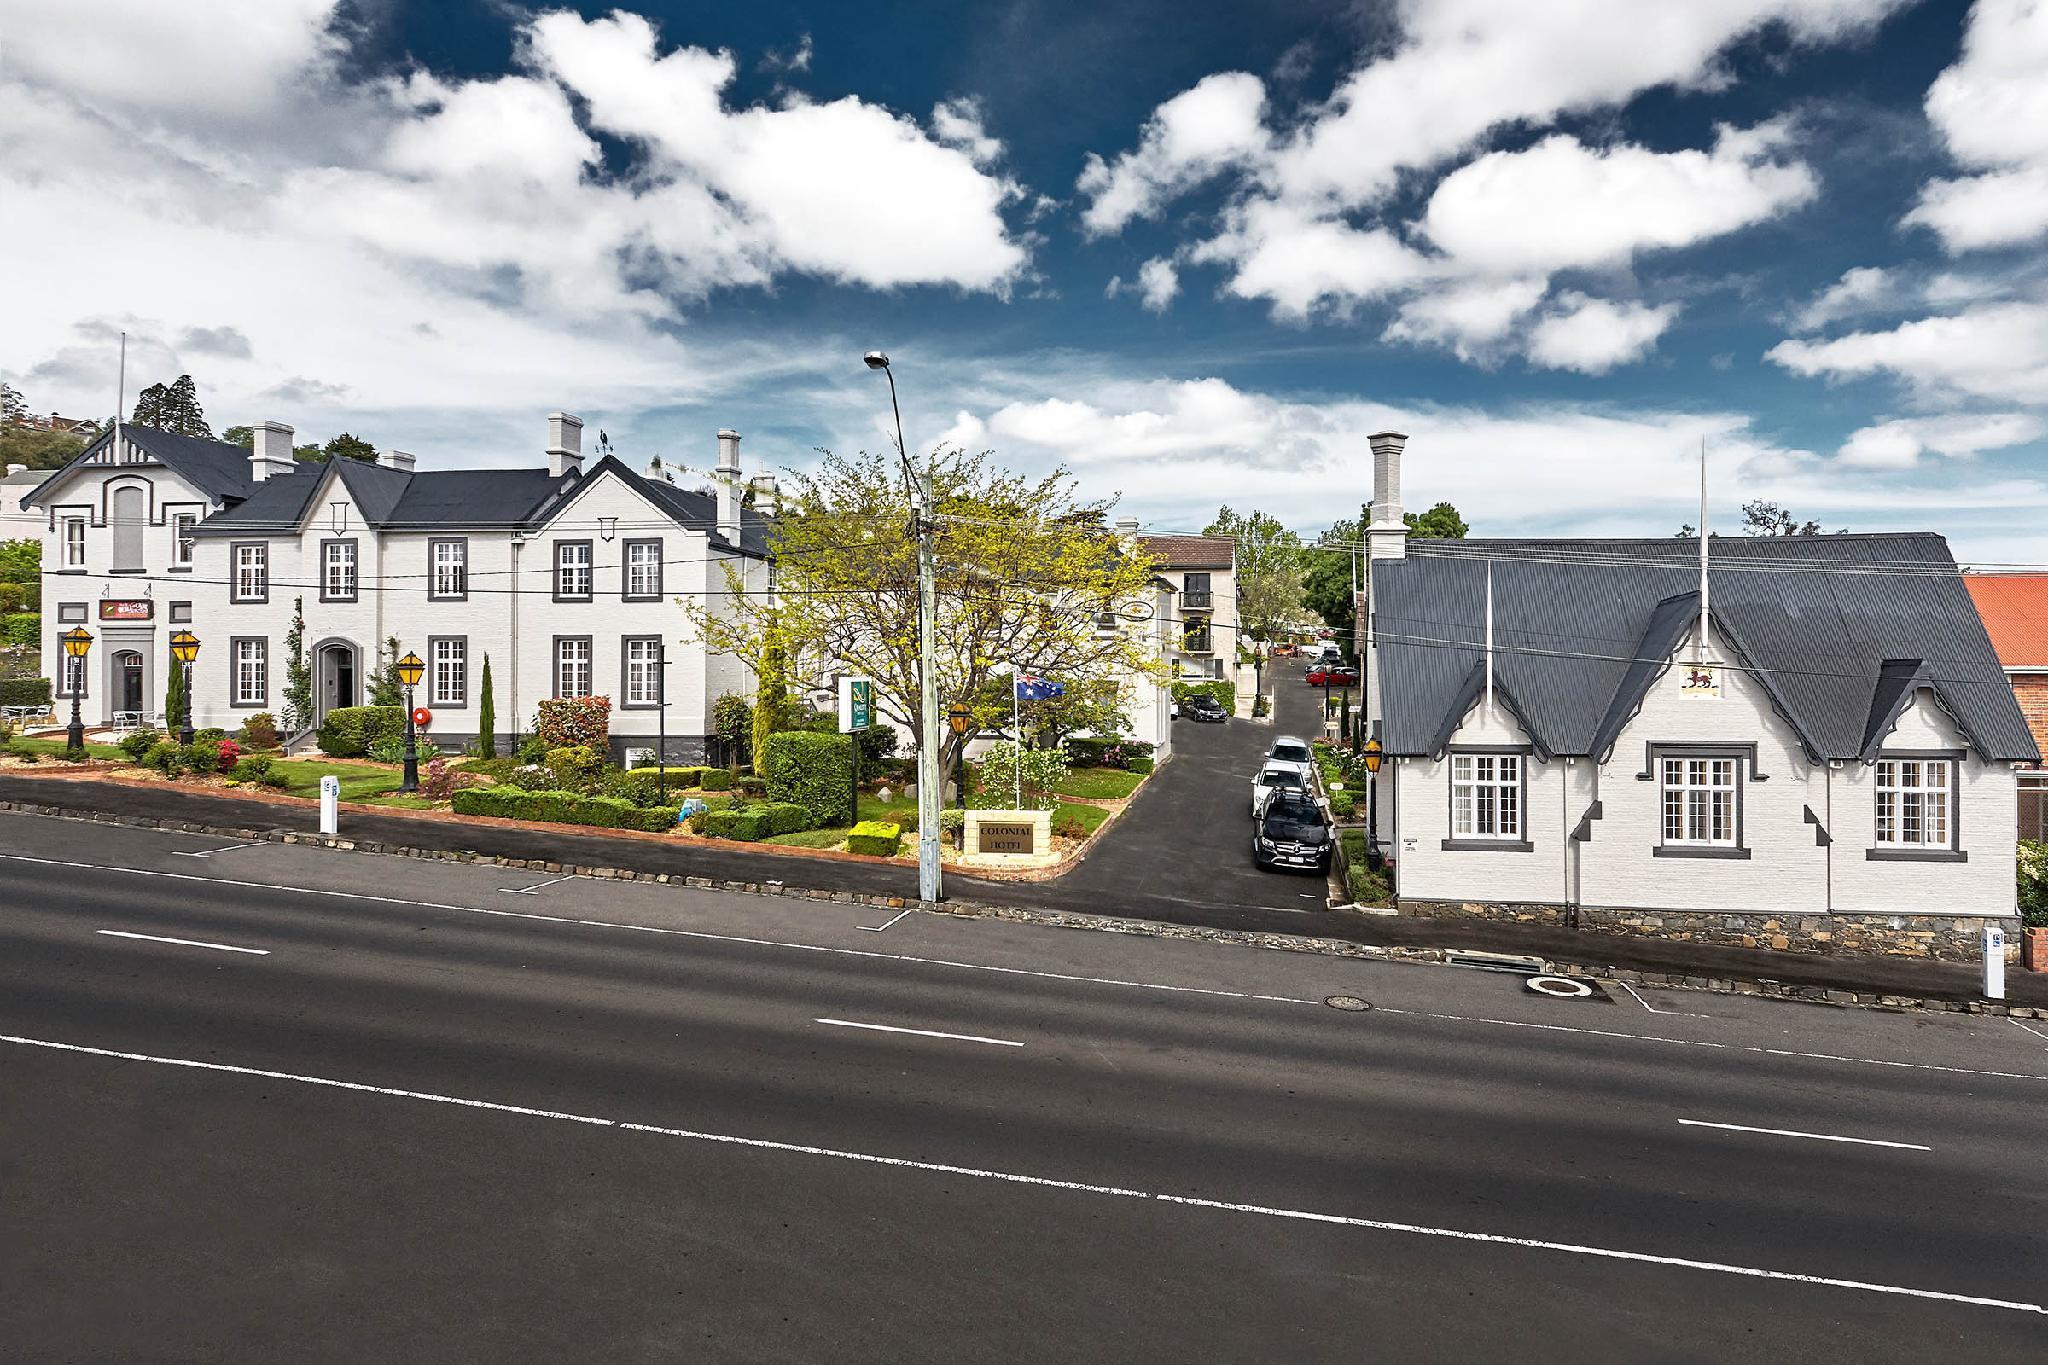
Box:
975, 741, 1070, 810
214, 738, 242, 772
536, 695, 611, 750
2021, 840, 2048, 928
421, 757, 472, 802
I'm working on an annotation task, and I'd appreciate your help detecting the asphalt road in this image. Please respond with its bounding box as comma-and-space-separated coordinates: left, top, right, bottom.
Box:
3, 811, 2044, 1361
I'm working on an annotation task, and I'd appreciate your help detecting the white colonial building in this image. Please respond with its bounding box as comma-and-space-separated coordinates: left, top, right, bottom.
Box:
23, 416, 772, 761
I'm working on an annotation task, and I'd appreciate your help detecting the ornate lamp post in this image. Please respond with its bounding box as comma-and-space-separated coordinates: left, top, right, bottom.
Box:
396, 650, 425, 793
948, 704, 972, 819
61, 627, 92, 751
169, 629, 200, 746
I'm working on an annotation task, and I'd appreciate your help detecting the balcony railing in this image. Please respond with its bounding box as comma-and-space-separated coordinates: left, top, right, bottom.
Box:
1180, 590, 1213, 609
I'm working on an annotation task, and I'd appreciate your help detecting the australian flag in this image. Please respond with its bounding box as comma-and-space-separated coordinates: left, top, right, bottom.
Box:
1014, 674, 1066, 701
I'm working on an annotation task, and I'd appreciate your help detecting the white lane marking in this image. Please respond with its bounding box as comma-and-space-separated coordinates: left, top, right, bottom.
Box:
1677, 1120, 1930, 1151
1614, 980, 1709, 1018
169, 842, 262, 860
815, 1018, 1023, 1047
0, 1031, 2036, 1318
499, 875, 581, 896
856, 906, 917, 934
2012, 1018, 2048, 1045
5, 851, 2046, 1086
95, 930, 269, 956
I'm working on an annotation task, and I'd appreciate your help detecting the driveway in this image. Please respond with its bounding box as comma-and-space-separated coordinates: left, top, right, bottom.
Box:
1034, 670, 1349, 918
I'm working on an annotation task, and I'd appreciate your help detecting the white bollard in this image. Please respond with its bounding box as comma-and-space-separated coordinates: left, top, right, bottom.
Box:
1984, 923, 2006, 1001
319, 774, 340, 837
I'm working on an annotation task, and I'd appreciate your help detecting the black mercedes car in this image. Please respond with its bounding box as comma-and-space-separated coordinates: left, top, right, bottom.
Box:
1182, 693, 1228, 722
1252, 791, 1333, 873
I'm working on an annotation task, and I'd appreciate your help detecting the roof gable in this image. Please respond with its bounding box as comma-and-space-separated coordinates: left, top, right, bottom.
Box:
22, 423, 255, 508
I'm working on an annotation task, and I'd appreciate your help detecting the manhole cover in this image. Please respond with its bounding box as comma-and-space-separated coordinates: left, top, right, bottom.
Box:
1525, 975, 1594, 999
1324, 994, 1373, 1012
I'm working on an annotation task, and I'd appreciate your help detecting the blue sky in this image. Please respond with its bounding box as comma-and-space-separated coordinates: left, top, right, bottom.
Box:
4, 1, 2045, 557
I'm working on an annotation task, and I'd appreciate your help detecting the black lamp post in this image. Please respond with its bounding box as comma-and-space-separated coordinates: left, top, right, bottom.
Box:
656, 641, 670, 803
396, 650, 425, 793
60, 627, 92, 751
169, 629, 200, 746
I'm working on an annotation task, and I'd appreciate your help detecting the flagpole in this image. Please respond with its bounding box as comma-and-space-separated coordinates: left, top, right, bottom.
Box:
1698, 435, 1709, 669
1012, 670, 1023, 808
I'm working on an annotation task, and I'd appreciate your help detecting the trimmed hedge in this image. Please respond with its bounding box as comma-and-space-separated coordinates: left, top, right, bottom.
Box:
1128, 756, 1155, 775
700, 767, 734, 792
317, 705, 407, 758
762, 729, 855, 827
699, 801, 813, 841
1172, 680, 1235, 711
846, 820, 902, 857
0, 677, 52, 708
451, 784, 678, 832
608, 766, 711, 804
1, 612, 38, 647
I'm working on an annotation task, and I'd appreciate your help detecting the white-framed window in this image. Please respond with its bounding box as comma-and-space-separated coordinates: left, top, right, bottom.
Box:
233, 543, 268, 602
1451, 752, 1522, 839
322, 541, 357, 601
62, 517, 85, 568
555, 637, 592, 698
624, 540, 662, 599
58, 652, 87, 698
624, 637, 663, 706
555, 541, 593, 600
172, 513, 196, 567
430, 638, 467, 707
1662, 756, 1738, 846
430, 539, 467, 599
233, 639, 268, 705
1875, 758, 1954, 849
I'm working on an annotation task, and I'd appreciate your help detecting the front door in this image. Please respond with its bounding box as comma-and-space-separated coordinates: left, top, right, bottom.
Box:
116, 651, 143, 716
322, 644, 357, 718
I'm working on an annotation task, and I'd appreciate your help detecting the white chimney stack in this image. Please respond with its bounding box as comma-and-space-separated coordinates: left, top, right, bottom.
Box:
1366, 430, 1409, 562
1115, 515, 1140, 539
749, 471, 779, 515
5, 464, 24, 477
251, 421, 295, 483
547, 412, 584, 479
377, 448, 416, 473
715, 428, 742, 542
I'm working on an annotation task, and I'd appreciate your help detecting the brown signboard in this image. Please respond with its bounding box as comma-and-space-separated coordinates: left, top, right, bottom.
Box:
99, 600, 153, 622
978, 821, 1037, 855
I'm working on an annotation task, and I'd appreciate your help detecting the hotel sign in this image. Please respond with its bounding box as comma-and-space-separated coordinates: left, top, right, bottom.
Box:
99, 600, 153, 622
977, 821, 1037, 855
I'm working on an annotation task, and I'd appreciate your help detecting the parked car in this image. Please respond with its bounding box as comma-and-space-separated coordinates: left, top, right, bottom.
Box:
1182, 693, 1228, 723
1252, 762, 1311, 817
1264, 735, 1316, 780
1305, 664, 1359, 687
1253, 791, 1333, 873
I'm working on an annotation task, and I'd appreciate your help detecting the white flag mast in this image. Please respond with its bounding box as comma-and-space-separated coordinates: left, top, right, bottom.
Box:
1697, 435, 1710, 672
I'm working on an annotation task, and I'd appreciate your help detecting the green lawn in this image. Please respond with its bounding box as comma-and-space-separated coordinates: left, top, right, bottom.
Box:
1053, 802, 1111, 836
1053, 767, 1144, 800
265, 757, 406, 802
761, 828, 850, 849
7, 736, 126, 760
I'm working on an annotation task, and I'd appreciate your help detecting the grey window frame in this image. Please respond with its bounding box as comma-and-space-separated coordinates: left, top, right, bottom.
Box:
169, 601, 193, 624
621, 635, 664, 709
1867, 748, 1967, 862
553, 635, 595, 699
1183, 616, 1212, 653
231, 542, 270, 604
230, 636, 268, 708
170, 512, 197, 570
429, 537, 469, 601
622, 538, 663, 601
553, 540, 594, 602
56, 649, 87, 699
320, 538, 359, 603
57, 601, 87, 624
1652, 745, 1752, 859
61, 516, 86, 570
1443, 745, 1535, 852
427, 635, 469, 709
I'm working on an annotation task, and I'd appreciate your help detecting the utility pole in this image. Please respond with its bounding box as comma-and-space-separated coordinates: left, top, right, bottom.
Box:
866, 352, 944, 904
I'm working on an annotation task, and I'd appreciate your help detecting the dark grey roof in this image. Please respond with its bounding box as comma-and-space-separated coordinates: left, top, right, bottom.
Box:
381, 468, 564, 530
1372, 533, 2039, 764
22, 423, 256, 508
187, 464, 325, 531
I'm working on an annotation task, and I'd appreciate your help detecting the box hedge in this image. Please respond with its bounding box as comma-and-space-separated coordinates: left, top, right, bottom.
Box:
1063, 736, 1157, 769
846, 820, 902, 857
698, 801, 814, 841
1171, 680, 1235, 711
317, 705, 407, 758
761, 730, 855, 826
608, 766, 711, 804
0, 677, 52, 708
451, 785, 678, 832
700, 767, 734, 792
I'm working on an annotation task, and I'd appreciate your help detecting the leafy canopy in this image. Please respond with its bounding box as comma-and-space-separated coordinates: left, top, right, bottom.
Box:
1202, 505, 1308, 644
131, 374, 212, 438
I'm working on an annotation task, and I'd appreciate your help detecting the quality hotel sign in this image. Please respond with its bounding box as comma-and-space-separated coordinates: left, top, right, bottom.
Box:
98, 600, 153, 622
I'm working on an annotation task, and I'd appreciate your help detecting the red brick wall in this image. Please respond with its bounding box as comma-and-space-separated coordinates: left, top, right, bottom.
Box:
2015, 673, 2048, 759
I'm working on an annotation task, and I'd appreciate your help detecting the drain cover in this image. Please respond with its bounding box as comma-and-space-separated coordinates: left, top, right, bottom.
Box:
1324, 994, 1373, 1012
1525, 975, 1594, 999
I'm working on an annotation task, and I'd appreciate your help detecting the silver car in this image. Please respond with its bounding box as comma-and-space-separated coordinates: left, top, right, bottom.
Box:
1252, 762, 1311, 817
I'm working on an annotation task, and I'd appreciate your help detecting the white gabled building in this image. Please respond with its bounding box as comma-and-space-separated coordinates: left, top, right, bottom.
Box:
24, 416, 773, 761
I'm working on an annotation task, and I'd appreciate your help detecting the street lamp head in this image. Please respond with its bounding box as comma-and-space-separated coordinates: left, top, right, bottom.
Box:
61, 626, 93, 659
396, 651, 425, 688
862, 351, 891, 371
169, 630, 200, 665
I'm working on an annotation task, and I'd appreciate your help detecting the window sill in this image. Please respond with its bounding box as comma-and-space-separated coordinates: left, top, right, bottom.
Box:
1653, 845, 1752, 859
1441, 838, 1535, 852
622, 594, 662, 603
106, 568, 144, 575
1865, 848, 1968, 863
166, 565, 192, 573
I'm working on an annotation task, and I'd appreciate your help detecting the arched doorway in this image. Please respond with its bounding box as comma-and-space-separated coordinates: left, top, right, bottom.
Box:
114, 650, 144, 719
315, 640, 359, 723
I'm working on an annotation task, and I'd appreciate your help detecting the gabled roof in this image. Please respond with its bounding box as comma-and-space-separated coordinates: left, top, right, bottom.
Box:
22, 423, 257, 508
1138, 534, 1234, 569
1373, 533, 2038, 765
1963, 573, 2048, 669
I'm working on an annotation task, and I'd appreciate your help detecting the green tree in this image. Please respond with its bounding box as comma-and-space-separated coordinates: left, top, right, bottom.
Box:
0, 424, 89, 470
710, 692, 752, 767
476, 654, 496, 757
164, 643, 188, 733
751, 634, 795, 771
1203, 505, 1307, 644
324, 432, 376, 462
0, 382, 25, 426
1405, 501, 1470, 538
369, 636, 405, 706
688, 447, 1166, 797
282, 597, 314, 732
131, 374, 212, 437
222, 425, 254, 447
1300, 501, 1469, 645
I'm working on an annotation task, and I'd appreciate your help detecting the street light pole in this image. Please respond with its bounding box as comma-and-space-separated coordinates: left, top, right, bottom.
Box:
866, 351, 944, 905
396, 650, 425, 793
61, 627, 92, 752
170, 629, 201, 747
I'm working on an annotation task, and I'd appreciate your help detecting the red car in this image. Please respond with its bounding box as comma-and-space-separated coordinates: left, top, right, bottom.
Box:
1305, 664, 1358, 687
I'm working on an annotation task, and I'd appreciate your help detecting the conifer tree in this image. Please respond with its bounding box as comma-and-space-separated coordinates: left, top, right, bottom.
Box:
477, 655, 496, 758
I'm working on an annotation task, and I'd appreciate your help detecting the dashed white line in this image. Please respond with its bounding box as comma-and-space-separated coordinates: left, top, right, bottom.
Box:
815, 1018, 1023, 1047
1, 1032, 2037, 1317
1677, 1120, 1930, 1151
95, 930, 269, 956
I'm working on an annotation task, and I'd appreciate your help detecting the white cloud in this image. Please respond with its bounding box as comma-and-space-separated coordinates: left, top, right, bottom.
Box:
1906, 0, 2048, 251
1765, 299, 2048, 403
1382, 279, 1547, 361
931, 97, 1004, 168
1525, 295, 1682, 374
1835, 412, 2046, 467
1790, 265, 1896, 330
1191, 202, 1433, 320
1134, 258, 1180, 312
1075, 72, 1269, 236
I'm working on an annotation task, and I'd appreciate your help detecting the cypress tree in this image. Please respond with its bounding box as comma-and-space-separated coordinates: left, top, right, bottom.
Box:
477, 655, 496, 758
164, 645, 187, 732
751, 637, 791, 772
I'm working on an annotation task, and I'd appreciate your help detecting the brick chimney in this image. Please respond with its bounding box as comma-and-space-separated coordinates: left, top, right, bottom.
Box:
547, 412, 584, 479
250, 421, 295, 483
715, 428, 742, 542
1366, 430, 1409, 562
